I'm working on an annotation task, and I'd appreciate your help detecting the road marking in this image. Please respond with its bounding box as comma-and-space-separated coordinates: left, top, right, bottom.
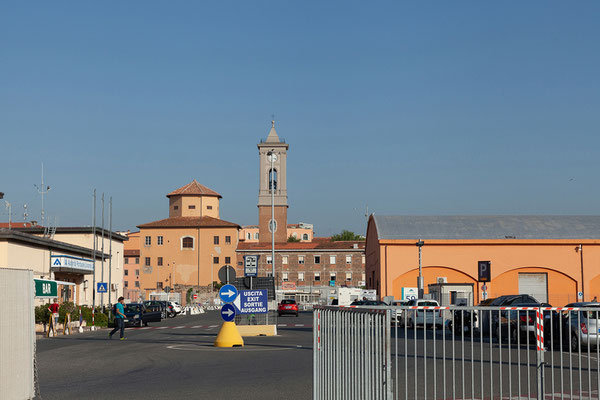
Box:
208, 325, 218, 328
173, 326, 186, 329
191, 325, 203, 328
295, 324, 304, 327
156, 327, 168, 329
136, 327, 151, 330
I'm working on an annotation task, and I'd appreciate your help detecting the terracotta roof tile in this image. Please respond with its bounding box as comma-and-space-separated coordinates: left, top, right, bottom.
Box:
167, 179, 222, 198
137, 216, 239, 229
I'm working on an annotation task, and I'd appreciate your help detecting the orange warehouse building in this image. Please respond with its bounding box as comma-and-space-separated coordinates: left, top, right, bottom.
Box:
366, 215, 600, 306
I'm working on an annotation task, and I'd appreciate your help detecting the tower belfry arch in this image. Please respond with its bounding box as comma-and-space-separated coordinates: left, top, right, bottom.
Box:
257, 120, 289, 243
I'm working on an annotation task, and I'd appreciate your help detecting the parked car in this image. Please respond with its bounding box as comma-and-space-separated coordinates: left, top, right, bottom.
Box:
169, 301, 182, 315
493, 302, 558, 345
123, 303, 162, 327
278, 299, 299, 317
144, 300, 176, 318
350, 300, 387, 306
561, 302, 600, 352
479, 294, 540, 336
403, 299, 443, 329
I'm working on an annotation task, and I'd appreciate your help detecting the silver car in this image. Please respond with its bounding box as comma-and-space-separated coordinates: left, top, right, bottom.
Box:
563, 302, 600, 351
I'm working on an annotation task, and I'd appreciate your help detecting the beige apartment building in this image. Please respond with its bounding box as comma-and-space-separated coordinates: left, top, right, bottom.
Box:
123, 231, 141, 301
138, 180, 240, 300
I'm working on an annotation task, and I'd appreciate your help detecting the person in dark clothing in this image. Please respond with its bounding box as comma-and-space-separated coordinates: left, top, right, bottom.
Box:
109, 297, 127, 340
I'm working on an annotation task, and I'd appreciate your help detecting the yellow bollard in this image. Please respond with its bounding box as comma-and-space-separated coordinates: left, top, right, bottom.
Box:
214, 321, 244, 347
47, 315, 54, 337
64, 314, 71, 335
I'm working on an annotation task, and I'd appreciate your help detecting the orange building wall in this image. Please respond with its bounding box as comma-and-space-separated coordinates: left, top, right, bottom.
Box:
372, 239, 600, 307
138, 226, 238, 298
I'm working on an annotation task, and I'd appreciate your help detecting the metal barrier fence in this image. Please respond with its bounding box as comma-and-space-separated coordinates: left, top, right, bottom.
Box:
314, 305, 600, 399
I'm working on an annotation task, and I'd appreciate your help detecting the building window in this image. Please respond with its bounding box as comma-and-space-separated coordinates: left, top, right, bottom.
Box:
225, 257, 231, 264
145, 236, 151, 246
346, 255, 352, 264
135, 269, 139, 276
330, 255, 336, 264
346, 272, 352, 281
189, 205, 196, 209
314, 255, 321, 264
298, 272, 305, 281
266, 256, 272, 264
283, 272, 289, 282
282, 256, 288, 265
182, 236, 194, 249
135, 281, 140, 287
157, 257, 163, 266
330, 273, 336, 282
247, 233, 251, 240
124, 281, 128, 288
267, 271, 273, 277
362, 255, 365, 264
314, 272, 320, 281
173, 206, 179, 210
145, 257, 150, 266
124, 269, 129, 276
303, 234, 309, 240
125, 257, 129, 265
135, 257, 139, 264
157, 282, 163, 290
269, 168, 278, 190
362, 273, 366, 281
254, 233, 259, 240
207, 205, 213, 210
214, 236, 219, 245
157, 236, 163, 245
298, 255, 305, 264
225, 236, 231, 244
213, 257, 219, 264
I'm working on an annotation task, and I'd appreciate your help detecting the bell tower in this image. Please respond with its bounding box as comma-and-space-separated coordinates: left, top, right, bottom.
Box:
257, 120, 289, 243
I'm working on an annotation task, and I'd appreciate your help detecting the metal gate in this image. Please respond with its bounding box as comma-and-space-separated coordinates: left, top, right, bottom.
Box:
314, 305, 600, 399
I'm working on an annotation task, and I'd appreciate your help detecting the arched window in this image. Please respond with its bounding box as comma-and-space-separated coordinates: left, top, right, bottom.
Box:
268, 169, 278, 190
181, 236, 194, 249
303, 234, 309, 241
247, 232, 251, 240
254, 232, 259, 240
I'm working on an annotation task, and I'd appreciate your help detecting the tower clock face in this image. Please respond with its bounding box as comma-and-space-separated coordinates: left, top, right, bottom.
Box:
267, 153, 278, 163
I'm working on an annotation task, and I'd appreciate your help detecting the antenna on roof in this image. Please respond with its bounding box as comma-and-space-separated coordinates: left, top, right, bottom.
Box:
23, 204, 28, 222
34, 163, 51, 227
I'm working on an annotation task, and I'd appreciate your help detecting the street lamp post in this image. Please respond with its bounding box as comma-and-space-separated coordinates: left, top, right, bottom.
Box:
416, 240, 424, 299
267, 150, 277, 280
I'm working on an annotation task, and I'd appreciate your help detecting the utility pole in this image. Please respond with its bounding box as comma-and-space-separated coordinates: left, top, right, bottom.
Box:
101, 193, 105, 306
34, 163, 51, 227
416, 240, 424, 299
108, 197, 113, 306
92, 189, 97, 311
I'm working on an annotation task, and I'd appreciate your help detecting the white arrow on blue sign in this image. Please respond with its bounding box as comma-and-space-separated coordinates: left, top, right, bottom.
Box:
233, 289, 268, 314
220, 304, 236, 322
219, 284, 238, 303
97, 282, 108, 293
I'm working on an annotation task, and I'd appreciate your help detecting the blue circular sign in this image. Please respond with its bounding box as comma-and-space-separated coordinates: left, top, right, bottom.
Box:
219, 284, 238, 303
221, 304, 236, 322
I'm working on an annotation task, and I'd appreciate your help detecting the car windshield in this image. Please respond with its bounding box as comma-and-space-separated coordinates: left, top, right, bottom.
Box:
125, 305, 142, 313
420, 301, 438, 307
281, 300, 296, 304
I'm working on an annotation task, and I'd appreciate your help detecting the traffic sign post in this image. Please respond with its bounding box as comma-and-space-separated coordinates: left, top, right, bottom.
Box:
244, 255, 258, 277
219, 284, 238, 303
232, 290, 268, 314
220, 304, 236, 322
97, 282, 108, 293
218, 265, 236, 284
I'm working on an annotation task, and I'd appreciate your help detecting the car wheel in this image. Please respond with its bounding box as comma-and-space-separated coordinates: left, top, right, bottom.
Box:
161, 311, 166, 319
571, 334, 579, 352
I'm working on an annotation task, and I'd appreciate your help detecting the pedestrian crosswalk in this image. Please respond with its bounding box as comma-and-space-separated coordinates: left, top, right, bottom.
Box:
131, 323, 313, 331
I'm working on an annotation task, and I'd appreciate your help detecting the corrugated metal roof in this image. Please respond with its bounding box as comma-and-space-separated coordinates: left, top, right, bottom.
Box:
372, 215, 600, 240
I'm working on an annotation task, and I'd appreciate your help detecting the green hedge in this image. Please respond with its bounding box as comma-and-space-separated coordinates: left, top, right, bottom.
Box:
35, 302, 110, 327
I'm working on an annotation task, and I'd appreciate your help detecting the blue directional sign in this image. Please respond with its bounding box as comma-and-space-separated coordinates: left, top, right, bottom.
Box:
219, 284, 238, 303
97, 282, 108, 293
220, 304, 236, 322
233, 289, 268, 314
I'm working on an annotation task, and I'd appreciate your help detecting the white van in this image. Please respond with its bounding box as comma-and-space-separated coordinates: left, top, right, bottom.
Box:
403, 299, 443, 329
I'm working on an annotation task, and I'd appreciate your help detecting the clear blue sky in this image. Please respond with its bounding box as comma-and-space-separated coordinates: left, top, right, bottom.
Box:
1, 2, 599, 237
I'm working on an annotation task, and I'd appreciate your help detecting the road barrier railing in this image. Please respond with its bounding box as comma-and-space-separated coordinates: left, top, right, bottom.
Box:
314, 304, 600, 399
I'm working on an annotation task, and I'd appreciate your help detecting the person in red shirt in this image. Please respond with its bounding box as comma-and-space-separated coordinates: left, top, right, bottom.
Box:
48, 299, 59, 334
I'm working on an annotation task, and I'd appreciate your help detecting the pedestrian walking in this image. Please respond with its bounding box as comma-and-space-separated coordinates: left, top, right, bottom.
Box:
109, 296, 127, 340
48, 299, 60, 334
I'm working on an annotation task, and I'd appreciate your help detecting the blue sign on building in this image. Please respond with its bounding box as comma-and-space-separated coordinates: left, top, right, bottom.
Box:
97, 282, 108, 293
233, 289, 268, 314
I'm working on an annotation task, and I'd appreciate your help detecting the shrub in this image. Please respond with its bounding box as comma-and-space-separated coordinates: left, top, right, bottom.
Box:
35, 304, 52, 325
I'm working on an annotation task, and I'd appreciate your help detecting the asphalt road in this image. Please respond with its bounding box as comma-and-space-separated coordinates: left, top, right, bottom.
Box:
36, 311, 313, 400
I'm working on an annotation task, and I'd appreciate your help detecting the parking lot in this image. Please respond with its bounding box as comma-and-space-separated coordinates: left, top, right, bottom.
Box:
36, 311, 314, 400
